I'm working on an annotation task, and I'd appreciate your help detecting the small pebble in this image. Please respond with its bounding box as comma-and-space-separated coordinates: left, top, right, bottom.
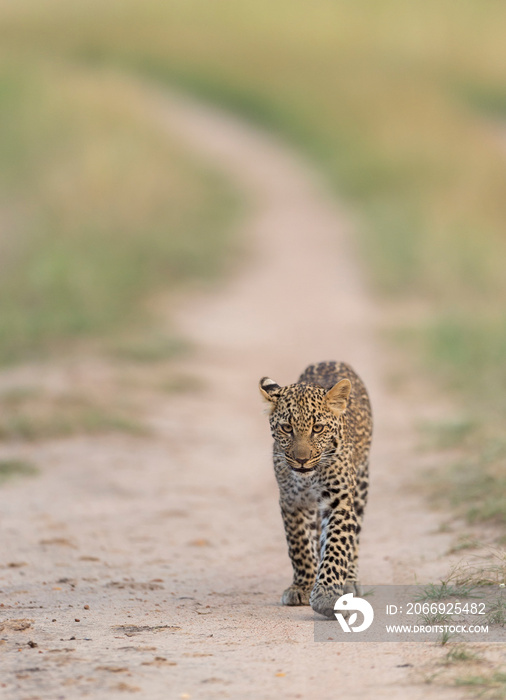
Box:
75, 619, 80, 623
84, 605, 89, 610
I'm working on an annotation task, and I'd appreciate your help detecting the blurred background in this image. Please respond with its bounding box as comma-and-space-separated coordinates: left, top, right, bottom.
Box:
0, 0, 505, 527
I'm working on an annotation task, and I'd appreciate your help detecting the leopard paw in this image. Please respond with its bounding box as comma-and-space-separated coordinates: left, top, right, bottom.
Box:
310, 583, 343, 618
344, 580, 363, 597
281, 584, 311, 606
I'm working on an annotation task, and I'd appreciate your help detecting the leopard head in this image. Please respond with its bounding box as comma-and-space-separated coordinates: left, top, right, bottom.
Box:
259, 377, 351, 473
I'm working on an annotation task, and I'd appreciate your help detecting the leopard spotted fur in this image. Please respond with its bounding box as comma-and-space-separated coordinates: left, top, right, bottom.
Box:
259, 361, 372, 618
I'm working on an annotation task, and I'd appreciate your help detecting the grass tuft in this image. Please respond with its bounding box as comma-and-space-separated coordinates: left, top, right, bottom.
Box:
455, 672, 506, 699
419, 611, 453, 626
445, 644, 481, 665
0, 458, 38, 483
447, 537, 482, 556
444, 549, 506, 588
485, 594, 506, 627
0, 390, 147, 442
418, 582, 477, 601
439, 629, 455, 646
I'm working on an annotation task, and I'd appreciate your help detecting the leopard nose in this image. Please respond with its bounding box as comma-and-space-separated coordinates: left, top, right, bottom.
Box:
295, 457, 309, 466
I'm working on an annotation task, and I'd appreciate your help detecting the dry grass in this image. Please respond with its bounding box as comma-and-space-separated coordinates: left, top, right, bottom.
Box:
444, 549, 506, 588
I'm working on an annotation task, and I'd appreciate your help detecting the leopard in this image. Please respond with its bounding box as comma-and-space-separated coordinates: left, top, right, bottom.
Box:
259, 361, 372, 618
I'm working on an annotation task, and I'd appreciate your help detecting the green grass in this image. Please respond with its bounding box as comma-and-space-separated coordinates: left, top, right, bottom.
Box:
0, 458, 38, 483
447, 538, 481, 556
459, 82, 506, 121
418, 582, 477, 601
425, 641, 498, 698
426, 449, 506, 529
420, 612, 453, 626
445, 645, 481, 665
439, 629, 456, 646
455, 672, 506, 699
419, 419, 478, 451
0, 59, 239, 364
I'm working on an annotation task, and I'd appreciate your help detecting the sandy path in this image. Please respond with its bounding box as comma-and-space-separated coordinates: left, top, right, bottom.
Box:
0, 86, 463, 699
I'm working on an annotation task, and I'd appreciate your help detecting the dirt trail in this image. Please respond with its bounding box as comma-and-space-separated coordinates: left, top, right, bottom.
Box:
1, 86, 463, 699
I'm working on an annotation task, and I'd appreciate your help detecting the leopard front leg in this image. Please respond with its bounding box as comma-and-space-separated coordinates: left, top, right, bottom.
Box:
310, 490, 358, 618
344, 460, 369, 597
279, 504, 318, 606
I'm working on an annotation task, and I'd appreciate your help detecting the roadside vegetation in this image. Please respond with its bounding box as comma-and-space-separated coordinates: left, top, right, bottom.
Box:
426, 652, 506, 700
0, 385, 146, 442
0, 458, 38, 484
0, 42, 238, 443
0, 60, 237, 364
0, 0, 505, 526
419, 560, 506, 697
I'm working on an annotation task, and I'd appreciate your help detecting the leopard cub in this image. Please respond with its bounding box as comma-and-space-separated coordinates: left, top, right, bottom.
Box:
259, 361, 372, 618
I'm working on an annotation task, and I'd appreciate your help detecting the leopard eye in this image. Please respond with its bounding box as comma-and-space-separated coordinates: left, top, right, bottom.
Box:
280, 423, 293, 434
312, 423, 324, 434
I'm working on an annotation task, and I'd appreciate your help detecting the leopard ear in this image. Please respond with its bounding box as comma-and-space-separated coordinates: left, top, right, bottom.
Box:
259, 377, 282, 412
324, 378, 351, 415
